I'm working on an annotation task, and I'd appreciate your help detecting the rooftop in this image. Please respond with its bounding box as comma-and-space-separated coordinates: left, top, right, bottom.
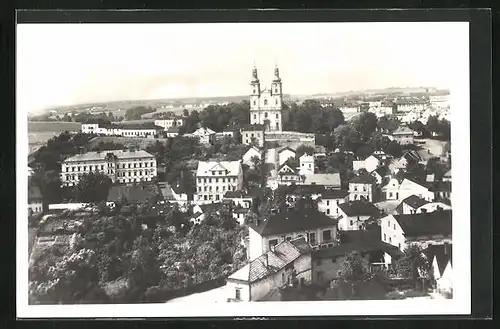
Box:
338, 200, 380, 217
401, 195, 429, 209
304, 173, 341, 187
349, 173, 377, 184
228, 238, 312, 284
249, 207, 337, 236
64, 150, 154, 162
393, 210, 452, 238
196, 160, 242, 177
313, 240, 402, 259
338, 227, 381, 244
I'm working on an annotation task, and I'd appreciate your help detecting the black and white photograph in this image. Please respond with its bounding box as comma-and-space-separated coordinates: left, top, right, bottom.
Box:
17, 18, 472, 317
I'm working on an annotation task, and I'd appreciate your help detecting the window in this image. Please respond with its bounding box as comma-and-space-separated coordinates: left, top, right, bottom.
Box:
388, 221, 390, 227
264, 99, 268, 105
265, 112, 268, 118
384, 233, 386, 241
275, 89, 278, 93
363, 186, 367, 192
389, 237, 392, 243
326, 201, 330, 206
322, 230, 332, 241
350, 220, 353, 226
253, 101, 256, 105
398, 243, 401, 249
308, 232, 316, 244
78, 166, 81, 171
254, 114, 257, 120
389, 192, 393, 198
326, 209, 330, 215
275, 99, 278, 105
235, 288, 241, 301
393, 224, 396, 230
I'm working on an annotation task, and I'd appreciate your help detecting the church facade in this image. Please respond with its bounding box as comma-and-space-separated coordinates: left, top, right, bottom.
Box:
249, 66, 283, 132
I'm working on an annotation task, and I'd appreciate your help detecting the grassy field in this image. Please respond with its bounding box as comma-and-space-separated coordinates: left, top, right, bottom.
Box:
28, 121, 82, 152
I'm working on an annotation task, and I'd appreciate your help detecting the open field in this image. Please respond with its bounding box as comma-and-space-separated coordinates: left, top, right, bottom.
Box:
28, 121, 82, 152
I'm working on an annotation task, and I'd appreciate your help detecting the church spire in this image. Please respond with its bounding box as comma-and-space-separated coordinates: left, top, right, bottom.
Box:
273, 64, 281, 82
251, 63, 259, 83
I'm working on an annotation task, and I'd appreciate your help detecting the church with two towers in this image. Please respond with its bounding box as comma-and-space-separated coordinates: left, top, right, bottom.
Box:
249, 65, 283, 132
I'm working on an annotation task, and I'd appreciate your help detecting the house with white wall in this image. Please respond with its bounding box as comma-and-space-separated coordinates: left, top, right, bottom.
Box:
226, 238, 312, 302
353, 152, 391, 173
382, 177, 434, 202
380, 209, 452, 251
299, 154, 315, 175
348, 173, 377, 202
247, 206, 338, 261
242, 146, 262, 169
277, 162, 302, 185
394, 195, 429, 215
223, 190, 254, 209
186, 127, 216, 145
390, 126, 415, 145
316, 190, 349, 218
337, 200, 381, 231
195, 160, 243, 203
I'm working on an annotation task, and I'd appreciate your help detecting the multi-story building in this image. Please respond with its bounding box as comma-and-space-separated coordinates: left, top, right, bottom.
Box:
299, 154, 315, 175
81, 123, 163, 138
249, 66, 283, 131
390, 126, 415, 145
195, 160, 243, 203
241, 124, 265, 147
380, 210, 452, 251
348, 173, 377, 202
60, 149, 157, 186
247, 206, 338, 261
185, 127, 216, 145
154, 118, 184, 131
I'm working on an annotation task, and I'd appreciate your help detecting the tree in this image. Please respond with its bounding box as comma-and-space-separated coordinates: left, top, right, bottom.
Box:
74, 172, 113, 203
384, 140, 403, 158
353, 112, 378, 140
333, 251, 375, 299
333, 124, 362, 152
295, 145, 315, 158
183, 109, 189, 117
394, 244, 431, 289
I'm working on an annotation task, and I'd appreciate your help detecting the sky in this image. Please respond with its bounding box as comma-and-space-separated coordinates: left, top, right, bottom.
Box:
16, 22, 469, 114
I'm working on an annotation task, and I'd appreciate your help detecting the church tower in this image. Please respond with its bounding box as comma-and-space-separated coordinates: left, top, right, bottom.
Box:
249, 65, 283, 131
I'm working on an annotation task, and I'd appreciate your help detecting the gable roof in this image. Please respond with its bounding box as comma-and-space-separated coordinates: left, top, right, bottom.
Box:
349, 173, 377, 184
278, 146, 296, 155
444, 169, 452, 178
249, 208, 337, 236
393, 210, 452, 238
304, 173, 341, 187
427, 244, 452, 276
196, 160, 241, 177
107, 184, 163, 204
338, 200, 380, 217
228, 238, 312, 283
278, 163, 298, 174
402, 195, 429, 209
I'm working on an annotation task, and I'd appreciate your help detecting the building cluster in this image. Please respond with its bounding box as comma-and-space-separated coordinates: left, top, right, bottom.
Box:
81, 122, 164, 138
30, 66, 453, 303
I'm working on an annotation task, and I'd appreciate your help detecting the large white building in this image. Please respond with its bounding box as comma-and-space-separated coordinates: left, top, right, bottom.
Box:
195, 160, 243, 203
60, 150, 157, 186
81, 123, 163, 138
249, 66, 283, 132
154, 118, 184, 131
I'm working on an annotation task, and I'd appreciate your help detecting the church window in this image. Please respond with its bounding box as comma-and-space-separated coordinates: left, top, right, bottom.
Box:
253, 114, 257, 120
253, 101, 256, 105
264, 99, 268, 105
265, 112, 268, 118
276, 113, 279, 118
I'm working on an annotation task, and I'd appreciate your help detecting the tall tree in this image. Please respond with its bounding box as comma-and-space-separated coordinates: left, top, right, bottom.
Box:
353, 112, 378, 140
74, 172, 113, 203
394, 244, 430, 289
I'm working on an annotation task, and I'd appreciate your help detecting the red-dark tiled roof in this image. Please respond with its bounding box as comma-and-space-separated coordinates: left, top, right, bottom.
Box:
349, 173, 377, 184
338, 200, 380, 217
401, 195, 429, 209
394, 210, 452, 238
250, 208, 337, 236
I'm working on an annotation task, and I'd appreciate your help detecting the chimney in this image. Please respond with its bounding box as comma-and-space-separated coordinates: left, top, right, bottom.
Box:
264, 253, 269, 268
